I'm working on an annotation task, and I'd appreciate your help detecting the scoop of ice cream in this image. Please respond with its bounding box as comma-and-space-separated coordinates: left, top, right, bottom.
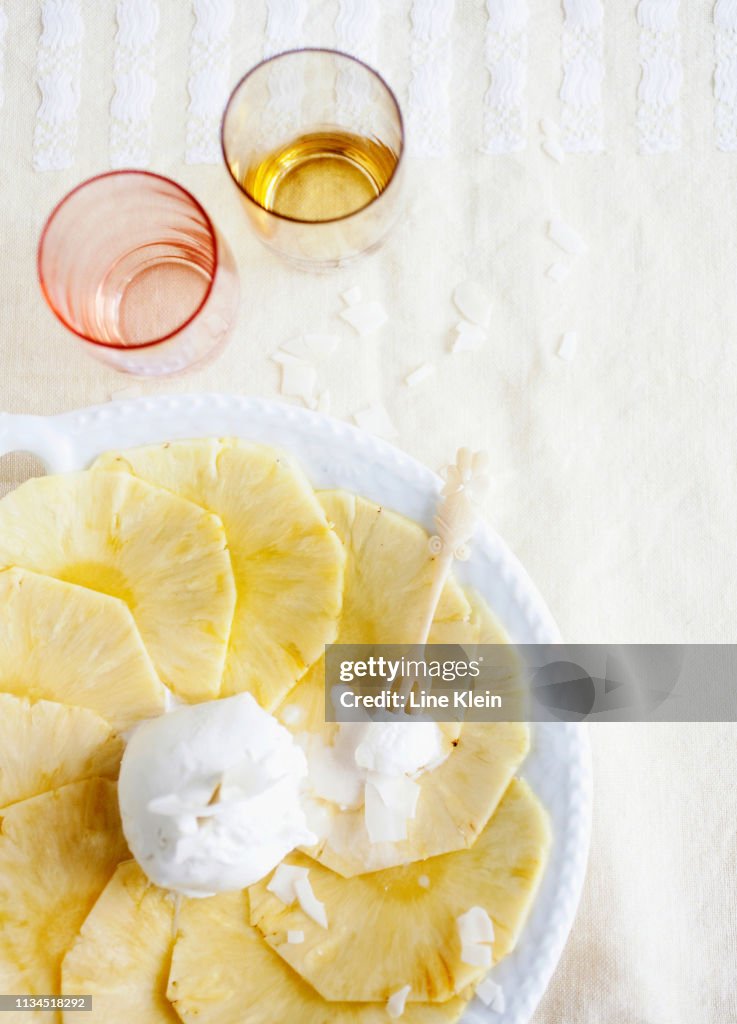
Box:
118, 693, 316, 897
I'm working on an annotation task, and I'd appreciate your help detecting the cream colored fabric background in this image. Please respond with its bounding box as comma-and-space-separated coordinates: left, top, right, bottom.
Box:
0, 2, 735, 1022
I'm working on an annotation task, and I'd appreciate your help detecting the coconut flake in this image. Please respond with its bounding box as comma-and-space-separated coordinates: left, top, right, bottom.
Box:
453, 280, 492, 327
301, 794, 332, 843
280, 361, 317, 404
271, 348, 306, 366
287, 929, 305, 944
353, 403, 398, 441
316, 390, 331, 414
405, 363, 435, 388
546, 261, 570, 283
548, 219, 588, 256
304, 733, 365, 809
162, 688, 184, 714
294, 874, 328, 928
340, 300, 388, 336
542, 138, 566, 164
280, 704, 304, 727
476, 977, 505, 1012
461, 943, 493, 968
418, 874, 430, 889
387, 985, 411, 1019
557, 330, 578, 362
458, 906, 494, 969
539, 117, 560, 137
365, 781, 413, 843
457, 906, 495, 945
368, 773, 420, 818
266, 863, 310, 905
451, 321, 486, 354
341, 285, 363, 306
276, 339, 308, 360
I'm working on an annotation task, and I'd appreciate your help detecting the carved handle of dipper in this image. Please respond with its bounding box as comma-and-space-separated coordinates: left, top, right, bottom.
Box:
416, 447, 491, 646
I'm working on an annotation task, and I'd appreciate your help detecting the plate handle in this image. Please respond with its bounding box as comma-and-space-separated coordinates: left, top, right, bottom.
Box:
0, 413, 77, 472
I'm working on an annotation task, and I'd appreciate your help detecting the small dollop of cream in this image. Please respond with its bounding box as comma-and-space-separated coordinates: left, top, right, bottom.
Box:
118, 694, 316, 897
301, 719, 447, 844
303, 720, 445, 808
353, 721, 445, 776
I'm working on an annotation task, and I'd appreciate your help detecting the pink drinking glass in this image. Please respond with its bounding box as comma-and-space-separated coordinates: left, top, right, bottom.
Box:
38, 171, 239, 376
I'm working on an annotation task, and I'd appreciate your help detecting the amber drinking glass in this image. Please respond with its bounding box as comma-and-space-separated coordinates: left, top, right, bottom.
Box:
221, 49, 405, 269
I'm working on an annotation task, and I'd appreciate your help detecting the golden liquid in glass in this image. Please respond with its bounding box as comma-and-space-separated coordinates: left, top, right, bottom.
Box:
243, 129, 398, 222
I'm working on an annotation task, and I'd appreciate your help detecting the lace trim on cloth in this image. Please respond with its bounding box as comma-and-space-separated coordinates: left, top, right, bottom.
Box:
334, 0, 380, 132
407, 0, 456, 155
110, 0, 158, 168
263, 0, 308, 58
481, 0, 529, 154
636, 0, 682, 154
257, 0, 308, 143
0, 5, 7, 113
560, 0, 604, 153
714, 0, 737, 151
185, 0, 233, 164
34, 0, 84, 171
335, 0, 379, 61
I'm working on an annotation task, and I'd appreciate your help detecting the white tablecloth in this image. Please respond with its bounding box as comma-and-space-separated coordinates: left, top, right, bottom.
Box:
0, 2, 735, 1021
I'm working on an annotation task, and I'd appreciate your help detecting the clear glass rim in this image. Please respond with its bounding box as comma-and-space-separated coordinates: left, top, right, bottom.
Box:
37, 169, 220, 351
220, 47, 405, 226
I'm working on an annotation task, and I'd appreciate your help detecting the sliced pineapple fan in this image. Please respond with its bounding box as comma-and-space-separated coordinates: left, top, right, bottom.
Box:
0, 473, 236, 702
0, 436, 550, 1024
93, 439, 345, 710
249, 780, 550, 1003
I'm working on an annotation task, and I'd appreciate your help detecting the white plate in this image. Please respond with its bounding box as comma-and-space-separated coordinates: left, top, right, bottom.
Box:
0, 393, 591, 1024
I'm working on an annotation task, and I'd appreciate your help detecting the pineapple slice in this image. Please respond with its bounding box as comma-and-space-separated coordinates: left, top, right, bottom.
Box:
0, 472, 237, 701
460, 588, 529, 722
93, 440, 344, 709
302, 721, 529, 877
168, 889, 467, 1024
0, 779, 128, 1020
466, 587, 510, 645
276, 489, 474, 740
0, 694, 122, 810
275, 493, 528, 876
318, 491, 471, 645
61, 861, 178, 1023
249, 778, 550, 1003
0, 567, 165, 731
